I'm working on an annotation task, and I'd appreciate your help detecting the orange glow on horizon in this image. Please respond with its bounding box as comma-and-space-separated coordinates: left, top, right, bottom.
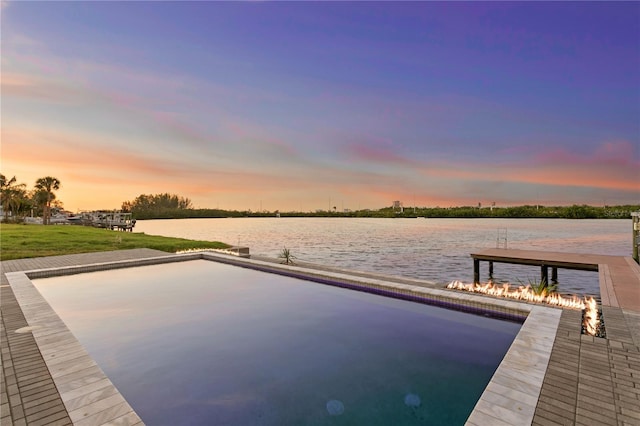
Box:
3, 126, 638, 212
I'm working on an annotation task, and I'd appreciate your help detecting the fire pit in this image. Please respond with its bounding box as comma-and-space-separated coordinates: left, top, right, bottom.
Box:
582, 297, 606, 338
446, 280, 604, 337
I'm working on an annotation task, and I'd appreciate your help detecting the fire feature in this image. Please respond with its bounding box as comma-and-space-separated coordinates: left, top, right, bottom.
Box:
581, 297, 606, 337
446, 280, 603, 337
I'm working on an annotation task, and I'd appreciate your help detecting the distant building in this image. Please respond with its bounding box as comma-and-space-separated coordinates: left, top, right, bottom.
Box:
392, 201, 404, 213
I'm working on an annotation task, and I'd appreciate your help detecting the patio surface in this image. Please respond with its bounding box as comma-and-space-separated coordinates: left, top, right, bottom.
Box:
1, 249, 639, 425
465, 248, 640, 425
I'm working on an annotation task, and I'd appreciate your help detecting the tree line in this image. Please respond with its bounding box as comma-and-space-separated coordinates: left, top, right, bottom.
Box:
120, 193, 639, 220
1, 174, 61, 224
121, 193, 193, 219
3, 177, 637, 223
382, 204, 639, 219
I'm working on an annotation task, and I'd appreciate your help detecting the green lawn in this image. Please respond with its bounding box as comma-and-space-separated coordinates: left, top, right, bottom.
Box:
0, 223, 230, 261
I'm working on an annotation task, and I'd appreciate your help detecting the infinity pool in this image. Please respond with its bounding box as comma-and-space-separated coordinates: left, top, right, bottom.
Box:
34, 260, 520, 425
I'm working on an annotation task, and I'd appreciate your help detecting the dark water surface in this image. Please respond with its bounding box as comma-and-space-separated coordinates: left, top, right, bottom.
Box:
137, 218, 630, 296
35, 260, 520, 425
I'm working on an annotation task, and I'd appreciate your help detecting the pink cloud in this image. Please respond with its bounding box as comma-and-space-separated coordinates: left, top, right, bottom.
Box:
419, 161, 638, 193
1, 72, 89, 104
594, 141, 637, 165
3, 128, 190, 177
343, 141, 419, 167
221, 120, 301, 160
3, 70, 223, 153
3, 125, 400, 210
532, 140, 638, 168
418, 140, 638, 192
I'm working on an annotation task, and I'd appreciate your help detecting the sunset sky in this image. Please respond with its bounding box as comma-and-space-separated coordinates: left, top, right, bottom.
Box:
2, 1, 639, 212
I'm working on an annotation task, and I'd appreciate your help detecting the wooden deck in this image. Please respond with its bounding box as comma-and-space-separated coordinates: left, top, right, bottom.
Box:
470, 248, 640, 312
469, 248, 640, 425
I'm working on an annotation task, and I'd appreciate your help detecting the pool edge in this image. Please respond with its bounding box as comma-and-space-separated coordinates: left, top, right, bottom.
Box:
9, 252, 558, 425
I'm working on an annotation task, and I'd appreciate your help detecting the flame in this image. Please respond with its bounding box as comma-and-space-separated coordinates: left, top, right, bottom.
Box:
583, 297, 599, 336
446, 280, 586, 309
446, 280, 601, 336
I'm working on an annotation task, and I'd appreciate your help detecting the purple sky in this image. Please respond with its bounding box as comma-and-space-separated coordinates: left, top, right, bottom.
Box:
2, 1, 638, 211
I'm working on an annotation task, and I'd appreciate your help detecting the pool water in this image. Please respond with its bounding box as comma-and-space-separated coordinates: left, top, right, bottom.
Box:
34, 260, 520, 425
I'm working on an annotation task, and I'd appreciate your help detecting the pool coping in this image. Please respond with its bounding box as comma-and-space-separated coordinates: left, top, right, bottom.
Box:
6, 251, 563, 425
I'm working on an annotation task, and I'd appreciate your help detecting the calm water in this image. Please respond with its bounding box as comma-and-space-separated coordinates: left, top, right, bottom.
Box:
136, 218, 631, 296
34, 260, 519, 425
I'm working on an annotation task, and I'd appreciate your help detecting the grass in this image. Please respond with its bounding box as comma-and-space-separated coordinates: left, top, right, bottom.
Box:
0, 223, 230, 261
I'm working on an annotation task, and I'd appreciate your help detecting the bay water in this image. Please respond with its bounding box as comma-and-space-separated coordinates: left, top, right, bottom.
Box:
136, 218, 631, 297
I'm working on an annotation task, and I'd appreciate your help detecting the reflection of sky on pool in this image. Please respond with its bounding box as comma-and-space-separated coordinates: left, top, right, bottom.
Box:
34, 260, 520, 425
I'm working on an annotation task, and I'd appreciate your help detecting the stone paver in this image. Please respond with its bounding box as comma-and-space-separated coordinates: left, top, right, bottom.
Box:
1, 249, 170, 426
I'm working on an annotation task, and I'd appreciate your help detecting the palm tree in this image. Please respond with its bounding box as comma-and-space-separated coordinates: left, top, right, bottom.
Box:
1, 174, 27, 220
32, 189, 53, 219
1, 174, 17, 215
1, 174, 16, 189
35, 176, 61, 225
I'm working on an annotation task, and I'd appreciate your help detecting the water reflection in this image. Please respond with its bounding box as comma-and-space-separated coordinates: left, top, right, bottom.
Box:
34, 260, 520, 426
136, 218, 629, 296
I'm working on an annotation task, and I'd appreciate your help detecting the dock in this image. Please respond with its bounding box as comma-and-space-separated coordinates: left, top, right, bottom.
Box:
69, 211, 136, 231
470, 248, 640, 306
467, 248, 640, 425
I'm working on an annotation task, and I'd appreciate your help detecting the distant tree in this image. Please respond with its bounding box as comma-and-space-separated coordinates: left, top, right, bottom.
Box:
31, 189, 50, 217
1, 174, 28, 221
35, 176, 61, 225
122, 193, 193, 219
8, 188, 30, 219
1, 174, 18, 215
563, 204, 598, 219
